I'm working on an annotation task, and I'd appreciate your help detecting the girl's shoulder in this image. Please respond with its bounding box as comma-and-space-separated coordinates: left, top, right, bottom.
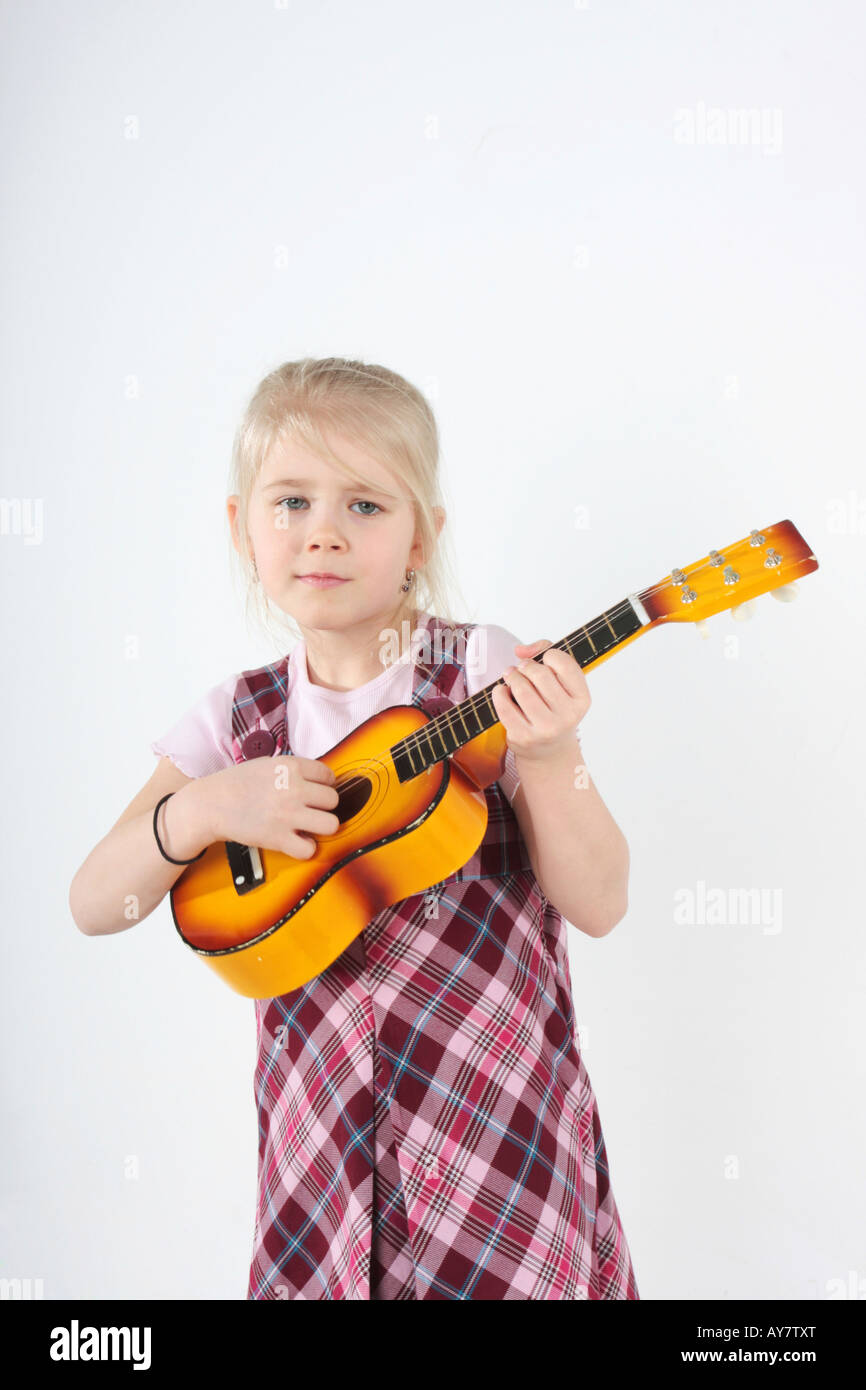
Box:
149, 671, 240, 779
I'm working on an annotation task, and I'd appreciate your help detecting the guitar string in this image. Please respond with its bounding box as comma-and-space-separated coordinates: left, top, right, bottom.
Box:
273, 534, 785, 804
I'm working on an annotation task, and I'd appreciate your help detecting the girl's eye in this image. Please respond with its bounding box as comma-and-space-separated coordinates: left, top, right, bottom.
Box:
276, 497, 382, 516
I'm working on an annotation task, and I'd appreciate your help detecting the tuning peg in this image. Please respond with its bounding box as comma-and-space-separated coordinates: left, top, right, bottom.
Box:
770, 582, 799, 603
694, 619, 712, 639
731, 601, 756, 622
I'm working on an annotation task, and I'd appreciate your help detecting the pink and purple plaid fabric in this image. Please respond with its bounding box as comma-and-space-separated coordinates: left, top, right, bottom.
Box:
230, 613, 639, 1300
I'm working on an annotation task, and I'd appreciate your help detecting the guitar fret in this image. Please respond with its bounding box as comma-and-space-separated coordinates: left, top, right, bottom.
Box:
453, 701, 475, 742
428, 721, 449, 757
403, 738, 424, 775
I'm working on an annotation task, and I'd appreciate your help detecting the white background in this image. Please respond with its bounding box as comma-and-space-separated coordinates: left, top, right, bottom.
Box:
2, 0, 864, 1300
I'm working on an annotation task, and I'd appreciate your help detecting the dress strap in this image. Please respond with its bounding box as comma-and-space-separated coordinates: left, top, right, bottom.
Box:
230, 655, 291, 762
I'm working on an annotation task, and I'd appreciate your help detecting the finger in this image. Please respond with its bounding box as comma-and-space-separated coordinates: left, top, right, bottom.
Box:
295, 758, 338, 785
508, 657, 587, 723
491, 678, 531, 732
307, 781, 341, 809
509, 640, 557, 686
305, 808, 341, 835
513, 639, 552, 655
534, 647, 587, 701
502, 665, 553, 717
506, 658, 564, 710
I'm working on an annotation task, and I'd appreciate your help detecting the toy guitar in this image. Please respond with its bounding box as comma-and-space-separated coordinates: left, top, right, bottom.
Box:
170, 519, 818, 999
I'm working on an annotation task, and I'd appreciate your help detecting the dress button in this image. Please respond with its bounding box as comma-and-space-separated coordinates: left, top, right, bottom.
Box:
241, 729, 275, 759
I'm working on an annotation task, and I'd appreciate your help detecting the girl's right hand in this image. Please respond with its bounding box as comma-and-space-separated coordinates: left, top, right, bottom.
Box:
200, 756, 341, 860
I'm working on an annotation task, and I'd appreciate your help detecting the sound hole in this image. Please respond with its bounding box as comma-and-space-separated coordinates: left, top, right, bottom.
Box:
335, 774, 373, 824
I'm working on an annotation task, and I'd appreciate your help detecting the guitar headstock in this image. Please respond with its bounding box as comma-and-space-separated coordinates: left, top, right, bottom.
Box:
638, 520, 819, 625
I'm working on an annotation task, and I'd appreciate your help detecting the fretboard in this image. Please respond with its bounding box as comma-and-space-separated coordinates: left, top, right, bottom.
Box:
392, 598, 645, 782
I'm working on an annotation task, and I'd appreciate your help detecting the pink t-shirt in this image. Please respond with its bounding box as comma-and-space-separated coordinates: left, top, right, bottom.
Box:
150, 618, 525, 803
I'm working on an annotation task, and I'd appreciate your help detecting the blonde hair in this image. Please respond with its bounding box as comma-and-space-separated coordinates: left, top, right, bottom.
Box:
227, 356, 468, 658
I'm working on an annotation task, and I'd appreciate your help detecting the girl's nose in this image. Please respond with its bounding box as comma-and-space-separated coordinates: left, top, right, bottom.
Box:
303, 518, 348, 547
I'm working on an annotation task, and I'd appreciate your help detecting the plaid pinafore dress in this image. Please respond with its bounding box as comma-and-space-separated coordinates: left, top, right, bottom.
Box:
230, 613, 639, 1300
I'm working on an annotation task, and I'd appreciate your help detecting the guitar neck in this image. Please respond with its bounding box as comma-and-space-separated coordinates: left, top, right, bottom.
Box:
392, 594, 649, 782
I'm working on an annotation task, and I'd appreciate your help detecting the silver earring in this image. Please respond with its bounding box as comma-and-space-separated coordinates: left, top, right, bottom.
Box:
401, 568, 415, 592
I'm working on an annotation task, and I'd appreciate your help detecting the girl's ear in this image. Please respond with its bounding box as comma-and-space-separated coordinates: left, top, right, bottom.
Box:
409, 506, 445, 570
226, 496, 241, 553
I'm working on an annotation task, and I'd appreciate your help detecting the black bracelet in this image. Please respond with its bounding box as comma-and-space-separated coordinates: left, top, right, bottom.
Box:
153, 792, 206, 865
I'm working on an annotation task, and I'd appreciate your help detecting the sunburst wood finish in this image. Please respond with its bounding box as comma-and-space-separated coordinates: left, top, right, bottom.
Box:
171, 519, 818, 999
172, 709, 501, 997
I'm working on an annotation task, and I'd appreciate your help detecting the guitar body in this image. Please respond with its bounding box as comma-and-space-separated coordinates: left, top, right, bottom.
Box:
170, 705, 510, 999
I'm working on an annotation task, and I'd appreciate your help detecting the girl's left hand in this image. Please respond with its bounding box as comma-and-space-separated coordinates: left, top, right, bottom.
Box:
490, 639, 590, 764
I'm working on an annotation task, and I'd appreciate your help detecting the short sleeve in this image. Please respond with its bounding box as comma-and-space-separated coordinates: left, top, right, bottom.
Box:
150, 673, 239, 780
464, 623, 523, 805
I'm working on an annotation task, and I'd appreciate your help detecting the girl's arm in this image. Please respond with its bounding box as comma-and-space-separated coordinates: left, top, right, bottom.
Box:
69, 752, 340, 937
511, 749, 630, 938
69, 757, 215, 936
492, 638, 630, 938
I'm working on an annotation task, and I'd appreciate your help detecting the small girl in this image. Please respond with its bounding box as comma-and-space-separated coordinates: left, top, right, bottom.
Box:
70, 356, 639, 1301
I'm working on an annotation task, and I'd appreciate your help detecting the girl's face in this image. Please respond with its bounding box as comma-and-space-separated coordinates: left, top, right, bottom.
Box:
229, 430, 432, 632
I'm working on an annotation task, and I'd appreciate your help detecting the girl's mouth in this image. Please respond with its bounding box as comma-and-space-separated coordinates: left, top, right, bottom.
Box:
297, 575, 350, 588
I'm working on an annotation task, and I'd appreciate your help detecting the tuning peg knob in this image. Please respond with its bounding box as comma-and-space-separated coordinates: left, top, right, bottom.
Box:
694, 619, 712, 639
770, 582, 799, 603
731, 601, 756, 622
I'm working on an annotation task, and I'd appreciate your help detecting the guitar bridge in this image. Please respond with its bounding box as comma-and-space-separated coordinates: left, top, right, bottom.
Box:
225, 840, 265, 896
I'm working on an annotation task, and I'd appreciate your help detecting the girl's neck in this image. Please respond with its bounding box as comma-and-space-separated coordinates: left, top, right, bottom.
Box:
302, 604, 422, 691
